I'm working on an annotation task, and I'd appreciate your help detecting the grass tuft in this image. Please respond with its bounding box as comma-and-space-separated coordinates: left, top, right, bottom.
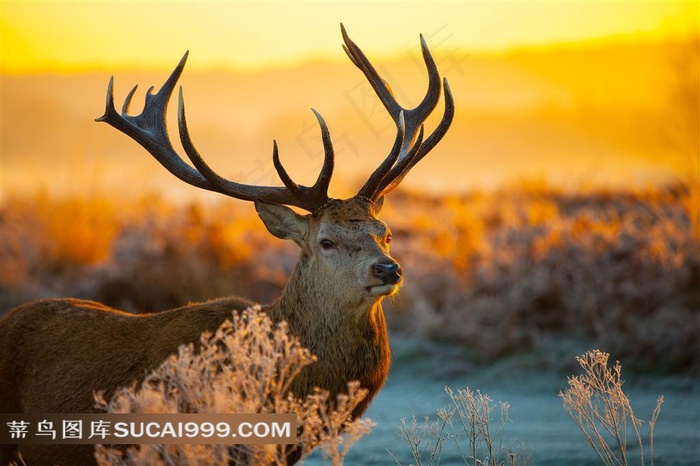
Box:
94, 307, 372, 465
559, 350, 664, 466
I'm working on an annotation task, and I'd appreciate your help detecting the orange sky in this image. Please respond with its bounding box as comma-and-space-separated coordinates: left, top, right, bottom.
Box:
2, 1, 697, 73
1, 1, 697, 201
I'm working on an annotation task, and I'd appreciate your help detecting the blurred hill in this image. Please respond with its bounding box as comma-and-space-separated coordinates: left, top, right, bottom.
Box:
1, 37, 695, 201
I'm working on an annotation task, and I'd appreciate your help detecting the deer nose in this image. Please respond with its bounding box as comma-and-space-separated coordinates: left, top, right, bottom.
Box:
373, 261, 402, 285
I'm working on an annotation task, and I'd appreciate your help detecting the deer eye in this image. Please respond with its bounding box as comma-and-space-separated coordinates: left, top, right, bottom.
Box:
319, 239, 336, 250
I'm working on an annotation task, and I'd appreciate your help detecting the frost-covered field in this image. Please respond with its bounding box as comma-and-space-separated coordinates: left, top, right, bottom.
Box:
2, 183, 698, 464
3, 183, 697, 373
314, 340, 699, 465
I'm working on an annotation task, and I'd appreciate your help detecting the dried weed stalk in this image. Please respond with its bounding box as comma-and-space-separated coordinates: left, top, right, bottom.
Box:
94, 306, 372, 465
390, 387, 528, 466
560, 350, 663, 466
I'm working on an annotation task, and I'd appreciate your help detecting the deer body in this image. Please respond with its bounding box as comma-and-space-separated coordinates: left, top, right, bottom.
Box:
1, 295, 389, 411
0, 25, 453, 465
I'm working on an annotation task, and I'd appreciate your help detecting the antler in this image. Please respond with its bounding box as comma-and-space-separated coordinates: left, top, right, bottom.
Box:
344, 24, 455, 201
96, 52, 334, 213
96, 26, 453, 212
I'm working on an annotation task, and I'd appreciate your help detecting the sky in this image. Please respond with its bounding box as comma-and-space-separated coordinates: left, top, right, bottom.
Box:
2, 1, 698, 73
1, 1, 698, 199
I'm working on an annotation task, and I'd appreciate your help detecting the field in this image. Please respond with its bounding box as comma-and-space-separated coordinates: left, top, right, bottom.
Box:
1, 31, 698, 464
1, 180, 698, 464
2, 181, 697, 374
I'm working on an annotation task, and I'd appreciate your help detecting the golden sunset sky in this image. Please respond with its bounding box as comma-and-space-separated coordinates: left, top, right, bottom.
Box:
1, 1, 698, 200
2, 1, 697, 73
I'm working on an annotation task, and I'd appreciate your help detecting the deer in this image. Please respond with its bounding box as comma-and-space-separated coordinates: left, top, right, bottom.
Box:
0, 24, 453, 465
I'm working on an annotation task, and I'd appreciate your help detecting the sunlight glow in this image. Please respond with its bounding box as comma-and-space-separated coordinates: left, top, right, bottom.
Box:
2, 1, 697, 73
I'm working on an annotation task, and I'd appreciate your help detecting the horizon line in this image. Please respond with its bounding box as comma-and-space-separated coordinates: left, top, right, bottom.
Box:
3, 29, 697, 76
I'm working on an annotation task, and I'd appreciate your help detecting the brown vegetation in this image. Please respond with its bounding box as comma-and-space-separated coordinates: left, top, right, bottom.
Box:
386, 182, 699, 373
560, 350, 663, 466
94, 307, 374, 466
1, 181, 697, 374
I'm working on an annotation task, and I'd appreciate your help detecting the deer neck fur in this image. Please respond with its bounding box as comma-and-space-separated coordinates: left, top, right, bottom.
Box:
267, 252, 391, 415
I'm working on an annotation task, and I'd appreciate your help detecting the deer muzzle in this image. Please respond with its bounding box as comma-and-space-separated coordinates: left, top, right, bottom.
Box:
372, 261, 402, 285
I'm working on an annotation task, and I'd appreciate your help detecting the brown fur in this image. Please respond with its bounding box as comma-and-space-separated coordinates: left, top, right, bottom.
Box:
0, 197, 396, 465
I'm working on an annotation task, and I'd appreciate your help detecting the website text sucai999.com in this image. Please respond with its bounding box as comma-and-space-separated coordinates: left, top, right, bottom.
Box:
0, 414, 296, 445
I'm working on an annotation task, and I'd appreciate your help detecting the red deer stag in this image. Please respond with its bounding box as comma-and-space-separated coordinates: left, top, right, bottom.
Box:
0, 25, 453, 465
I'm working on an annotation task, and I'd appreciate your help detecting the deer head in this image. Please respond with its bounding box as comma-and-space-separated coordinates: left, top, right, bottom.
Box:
95, 25, 453, 312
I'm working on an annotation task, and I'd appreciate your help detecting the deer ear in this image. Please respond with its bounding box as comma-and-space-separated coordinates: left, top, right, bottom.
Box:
255, 201, 307, 243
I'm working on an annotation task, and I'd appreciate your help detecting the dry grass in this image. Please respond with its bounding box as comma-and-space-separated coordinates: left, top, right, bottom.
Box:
389, 387, 528, 466
560, 350, 664, 466
384, 182, 699, 373
393, 350, 663, 466
94, 307, 373, 465
0, 194, 293, 312
1, 182, 697, 373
